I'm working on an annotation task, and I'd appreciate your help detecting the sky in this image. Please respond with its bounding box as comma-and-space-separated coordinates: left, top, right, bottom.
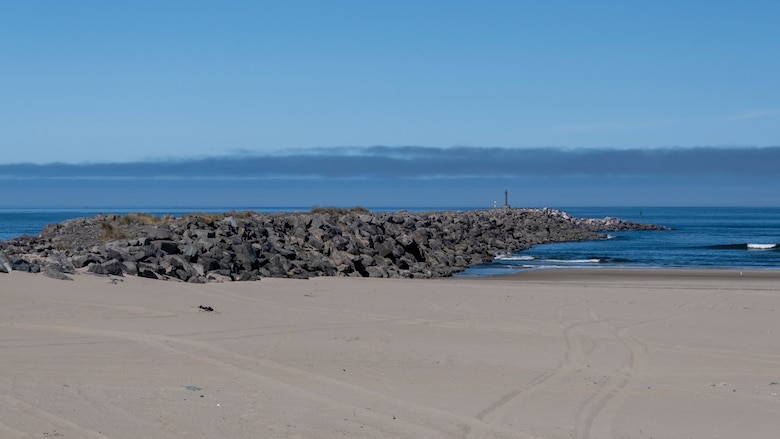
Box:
1, 1, 779, 208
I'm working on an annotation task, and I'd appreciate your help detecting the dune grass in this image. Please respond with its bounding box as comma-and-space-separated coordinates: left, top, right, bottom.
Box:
117, 212, 173, 225
310, 206, 370, 215
98, 222, 128, 241
181, 210, 257, 222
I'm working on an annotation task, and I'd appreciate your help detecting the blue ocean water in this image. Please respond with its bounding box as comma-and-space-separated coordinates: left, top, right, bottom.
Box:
1, 207, 778, 272
462, 207, 780, 275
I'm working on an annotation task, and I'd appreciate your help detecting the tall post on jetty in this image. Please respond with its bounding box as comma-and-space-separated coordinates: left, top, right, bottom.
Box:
503, 190, 509, 209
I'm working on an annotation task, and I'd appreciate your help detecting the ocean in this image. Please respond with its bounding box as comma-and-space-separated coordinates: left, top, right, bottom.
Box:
1, 207, 778, 273
462, 207, 780, 275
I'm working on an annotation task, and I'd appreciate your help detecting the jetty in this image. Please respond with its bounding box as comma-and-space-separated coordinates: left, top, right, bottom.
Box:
0, 208, 666, 281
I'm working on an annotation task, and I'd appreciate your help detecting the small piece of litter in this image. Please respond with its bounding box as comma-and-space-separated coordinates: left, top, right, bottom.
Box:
769, 382, 779, 385
183, 385, 203, 391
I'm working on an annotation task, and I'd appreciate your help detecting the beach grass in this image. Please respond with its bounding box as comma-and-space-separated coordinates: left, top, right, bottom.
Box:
310, 206, 370, 215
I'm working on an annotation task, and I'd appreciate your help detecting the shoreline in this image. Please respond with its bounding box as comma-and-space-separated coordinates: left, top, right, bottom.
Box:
487, 266, 780, 281
6, 264, 780, 282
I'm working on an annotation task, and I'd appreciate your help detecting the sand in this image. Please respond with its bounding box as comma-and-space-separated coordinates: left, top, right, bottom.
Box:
1, 269, 779, 438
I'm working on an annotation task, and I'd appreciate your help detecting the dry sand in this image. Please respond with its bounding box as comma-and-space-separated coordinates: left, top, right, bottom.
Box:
1, 269, 779, 438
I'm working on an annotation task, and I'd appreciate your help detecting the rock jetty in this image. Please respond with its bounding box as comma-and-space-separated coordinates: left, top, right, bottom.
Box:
0, 208, 667, 281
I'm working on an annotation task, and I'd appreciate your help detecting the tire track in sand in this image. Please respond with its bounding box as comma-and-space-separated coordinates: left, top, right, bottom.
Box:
574, 288, 729, 439
7, 321, 541, 439
469, 299, 600, 439
0, 392, 108, 439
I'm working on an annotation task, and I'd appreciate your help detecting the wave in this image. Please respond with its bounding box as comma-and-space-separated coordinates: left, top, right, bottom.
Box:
496, 255, 634, 265
495, 254, 535, 261
705, 243, 779, 250
497, 264, 535, 269
748, 243, 779, 250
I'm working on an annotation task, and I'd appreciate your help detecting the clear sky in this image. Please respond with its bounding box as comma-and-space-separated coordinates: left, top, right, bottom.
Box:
1, 1, 778, 207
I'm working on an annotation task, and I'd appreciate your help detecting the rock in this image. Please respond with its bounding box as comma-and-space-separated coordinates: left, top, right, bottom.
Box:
206, 272, 232, 283
0, 251, 12, 273
122, 261, 139, 276
43, 264, 73, 281
140, 226, 173, 241
138, 262, 164, 280
11, 258, 32, 272
101, 259, 125, 276
153, 241, 180, 255
128, 245, 156, 261
70, 253, 100, 268
222, 216, 238, 228
264, 254, 290, 277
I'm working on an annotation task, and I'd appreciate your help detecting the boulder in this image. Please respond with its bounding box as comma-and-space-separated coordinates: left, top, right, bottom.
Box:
0, 251, 12, 273
153, 241, 180, 255
11, 258, 32, 272
140, 226, 173, 241
43, 264, 73, 281
87, 259, 124, 276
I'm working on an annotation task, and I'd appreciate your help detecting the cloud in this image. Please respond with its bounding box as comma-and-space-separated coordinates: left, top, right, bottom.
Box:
1, 146, 778, 180
723, 109, 780, 121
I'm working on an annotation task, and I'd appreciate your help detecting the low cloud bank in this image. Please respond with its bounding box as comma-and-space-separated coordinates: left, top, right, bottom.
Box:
2, 146, 778, 179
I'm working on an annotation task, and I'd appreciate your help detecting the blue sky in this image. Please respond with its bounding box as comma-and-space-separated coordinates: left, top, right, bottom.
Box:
1, 1, 778, 207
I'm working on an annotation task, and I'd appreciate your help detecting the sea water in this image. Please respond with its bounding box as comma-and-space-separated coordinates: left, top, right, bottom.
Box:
462, 207, 780, 275
1, 207, 778, 272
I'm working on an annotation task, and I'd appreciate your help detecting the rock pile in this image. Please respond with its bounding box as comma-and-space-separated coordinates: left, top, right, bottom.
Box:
0, 208, 667, 281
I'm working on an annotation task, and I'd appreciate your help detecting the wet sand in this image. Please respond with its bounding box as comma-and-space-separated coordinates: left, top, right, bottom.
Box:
1, 269, 779, 438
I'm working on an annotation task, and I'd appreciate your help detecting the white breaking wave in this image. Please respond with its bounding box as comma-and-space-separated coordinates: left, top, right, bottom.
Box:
495, 254, 535, 261
545, 258, 602, 264
747, 243, 777, 250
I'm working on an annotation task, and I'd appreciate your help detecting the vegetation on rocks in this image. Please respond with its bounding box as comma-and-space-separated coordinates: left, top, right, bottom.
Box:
310, 206, 370, 215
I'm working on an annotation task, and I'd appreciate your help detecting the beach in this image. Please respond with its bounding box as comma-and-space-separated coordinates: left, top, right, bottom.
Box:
1, 269, 779, 438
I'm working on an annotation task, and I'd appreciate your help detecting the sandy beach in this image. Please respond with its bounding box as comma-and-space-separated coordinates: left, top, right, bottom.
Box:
1, 269, 779, 438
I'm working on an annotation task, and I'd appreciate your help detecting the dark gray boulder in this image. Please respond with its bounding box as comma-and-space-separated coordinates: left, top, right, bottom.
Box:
11, 258, 32, 272
103, 259, 125, 276
43, 263, 73, 281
